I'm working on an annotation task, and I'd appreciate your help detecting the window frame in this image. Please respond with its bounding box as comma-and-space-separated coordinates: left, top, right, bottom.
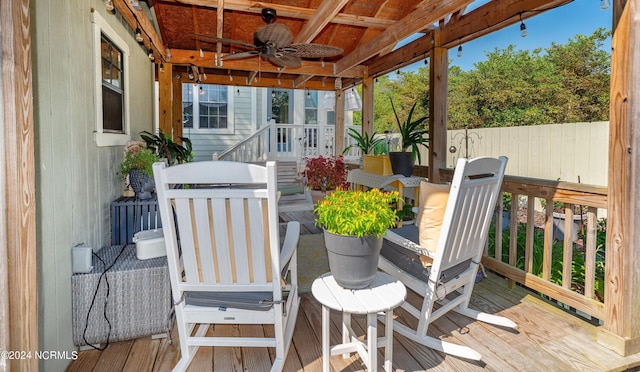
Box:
182, 84, 234, 134
91, 11, 131, 146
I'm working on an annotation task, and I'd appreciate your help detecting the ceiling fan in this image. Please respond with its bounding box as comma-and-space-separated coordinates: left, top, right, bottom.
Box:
194, 8, 343, 68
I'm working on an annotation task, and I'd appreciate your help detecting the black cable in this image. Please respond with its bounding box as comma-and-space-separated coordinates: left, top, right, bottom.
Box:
81, 244, 127, 351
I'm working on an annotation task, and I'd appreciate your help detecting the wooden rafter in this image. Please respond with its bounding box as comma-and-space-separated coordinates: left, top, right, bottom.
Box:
335, 0, 473, 74
216, 0, 224, 66
174, 0, 395, 28
113, 0, 167, 60
293, 0, 350, 43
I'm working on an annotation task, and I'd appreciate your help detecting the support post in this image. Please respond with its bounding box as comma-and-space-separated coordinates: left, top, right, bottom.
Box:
335, 89, 346, 155
599, 0, 640, 356
1, 0, 38, 369
428, 31, 448, 183
171, 75, 183, 141
361, 77, 374, 137
158, 63, 173, 137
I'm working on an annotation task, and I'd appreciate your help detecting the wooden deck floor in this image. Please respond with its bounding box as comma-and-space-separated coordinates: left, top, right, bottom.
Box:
67, 272, 640, 372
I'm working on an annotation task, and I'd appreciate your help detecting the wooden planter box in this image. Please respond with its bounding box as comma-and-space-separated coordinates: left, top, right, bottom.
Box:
363, 155, 392, 175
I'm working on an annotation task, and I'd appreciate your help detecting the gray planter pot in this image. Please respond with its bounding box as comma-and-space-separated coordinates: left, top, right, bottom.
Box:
552, 212, 586, 242
388, 151, 414, 177
129, 169, 155, 200
323, 230, 383, 289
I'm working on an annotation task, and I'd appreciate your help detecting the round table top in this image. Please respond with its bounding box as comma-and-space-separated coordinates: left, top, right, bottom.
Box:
311, 272, 406, 315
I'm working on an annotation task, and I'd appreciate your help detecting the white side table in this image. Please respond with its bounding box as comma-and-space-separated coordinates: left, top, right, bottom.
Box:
311, 272, 406, 372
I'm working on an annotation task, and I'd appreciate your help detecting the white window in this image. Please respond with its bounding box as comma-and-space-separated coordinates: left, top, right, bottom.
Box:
91, 11, 131, 146
183, 84, 233, 133
304, 91, 318, 124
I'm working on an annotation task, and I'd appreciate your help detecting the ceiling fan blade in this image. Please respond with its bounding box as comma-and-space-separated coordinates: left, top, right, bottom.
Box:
269, 54, 301, 68
255, 23, 292, 49
287, 44, 344, 58
193, 33, 256, 49
222, 51, 260, 60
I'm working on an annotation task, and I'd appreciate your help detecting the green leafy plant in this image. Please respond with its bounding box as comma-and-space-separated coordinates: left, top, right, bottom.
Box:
343, 128, 385, 155
140, 131, 193, 165
389, 97, 429, 163
315, 189, 399, 238
397, 203, 415, 221
119, 146, 159, 179
303, 155, 348, 192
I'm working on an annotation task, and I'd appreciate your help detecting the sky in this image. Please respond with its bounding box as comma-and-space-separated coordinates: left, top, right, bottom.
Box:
398, 0, 613, 73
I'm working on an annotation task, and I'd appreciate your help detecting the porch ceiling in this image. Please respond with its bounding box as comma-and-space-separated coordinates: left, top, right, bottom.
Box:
121, 0, 572, 90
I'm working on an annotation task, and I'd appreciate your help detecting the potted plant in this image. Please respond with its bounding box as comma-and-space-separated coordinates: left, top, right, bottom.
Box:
343, 128, 392, 174
140, 130, 193, 165
303, 155, 349, 203
388, 98, 429, 176
120, 140, 159, 199
315, 189, 399, 289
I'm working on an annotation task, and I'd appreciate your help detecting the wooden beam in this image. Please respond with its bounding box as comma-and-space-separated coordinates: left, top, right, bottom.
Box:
293, 74, 312, 88
293, 0, 350, 43
158, 63, 174, 136
598, 0, 640, 356
174, 0, 395, 29
439, 0, 572, 49
335, 0, 472, 75
428, 31, 447, 183
187, 74, 338, 90
216, 0, 224, 67
170, 49, 365, 78
361, 77, 374, 136
366, 33, 434, 78
1, 0, 37, 369
113, 0, 167, 60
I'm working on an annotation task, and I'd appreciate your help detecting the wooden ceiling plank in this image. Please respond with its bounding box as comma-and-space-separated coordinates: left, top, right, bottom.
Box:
293, 0, 350, 43
217, 0, 224, 66
113, 0, 167, 59
335, 0, 473, 74
174, 0, 395, 28
171, 48, 365, 77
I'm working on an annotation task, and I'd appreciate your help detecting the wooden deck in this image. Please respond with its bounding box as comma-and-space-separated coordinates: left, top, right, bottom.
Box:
67, 272, 640, 372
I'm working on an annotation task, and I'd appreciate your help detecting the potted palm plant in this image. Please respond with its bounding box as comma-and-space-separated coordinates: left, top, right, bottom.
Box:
389, 98, 429, 176
140, 130, 193, 165
303, 155, 348, 204
315, 189, 399, 289
343, 128, 391, 174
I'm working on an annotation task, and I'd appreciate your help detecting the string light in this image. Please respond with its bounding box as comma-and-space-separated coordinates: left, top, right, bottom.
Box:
237, 88, 241, 96
199, 86, 205, 95
187, 66, 194, 80
159, 63, 164, 73
519, 13, 527, 38
135, 27, 143, 43
600, 0, 610, 9
166, 48, 172, 61
199, 49, 204, 58
105, 0, 114, 11
457, 45, 463, 58
148, 48, 154, 61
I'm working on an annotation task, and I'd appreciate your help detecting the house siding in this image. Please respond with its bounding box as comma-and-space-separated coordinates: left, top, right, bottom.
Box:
184, 86, 260, 161
32, 1, 154, 370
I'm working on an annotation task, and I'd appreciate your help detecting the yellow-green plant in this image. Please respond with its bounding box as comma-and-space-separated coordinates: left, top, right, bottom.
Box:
314, 189, 399, 238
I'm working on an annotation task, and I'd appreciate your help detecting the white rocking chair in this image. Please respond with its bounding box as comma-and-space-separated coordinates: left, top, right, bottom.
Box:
378, 156, 516, 361
154, 160, 300, 372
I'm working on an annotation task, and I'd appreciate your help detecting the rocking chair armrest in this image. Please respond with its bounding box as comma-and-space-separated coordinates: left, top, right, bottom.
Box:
280, 221, 300, 270
385, 229, 433, 258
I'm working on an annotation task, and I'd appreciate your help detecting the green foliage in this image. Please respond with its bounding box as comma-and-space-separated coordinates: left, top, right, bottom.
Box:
487, 218, 606, 302
397, 203, 415, 221
119, 148, 159, 179
343, 128, 385, 155
389, 98, 429, 164
140, 131, 193, 165
314, 189, 399, 238
373, 29, 610, 130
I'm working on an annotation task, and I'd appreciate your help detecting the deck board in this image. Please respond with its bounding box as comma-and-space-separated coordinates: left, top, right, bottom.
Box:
68, 273, 640, 371
69, 210, 640, 371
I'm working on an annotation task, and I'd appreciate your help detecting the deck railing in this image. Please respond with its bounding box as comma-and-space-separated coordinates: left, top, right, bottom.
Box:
438, 167, 608, 321
214, 124, 270, 162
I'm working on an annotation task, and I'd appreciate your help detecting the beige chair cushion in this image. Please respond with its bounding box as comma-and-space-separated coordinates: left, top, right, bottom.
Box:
416, 181, 450, 267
